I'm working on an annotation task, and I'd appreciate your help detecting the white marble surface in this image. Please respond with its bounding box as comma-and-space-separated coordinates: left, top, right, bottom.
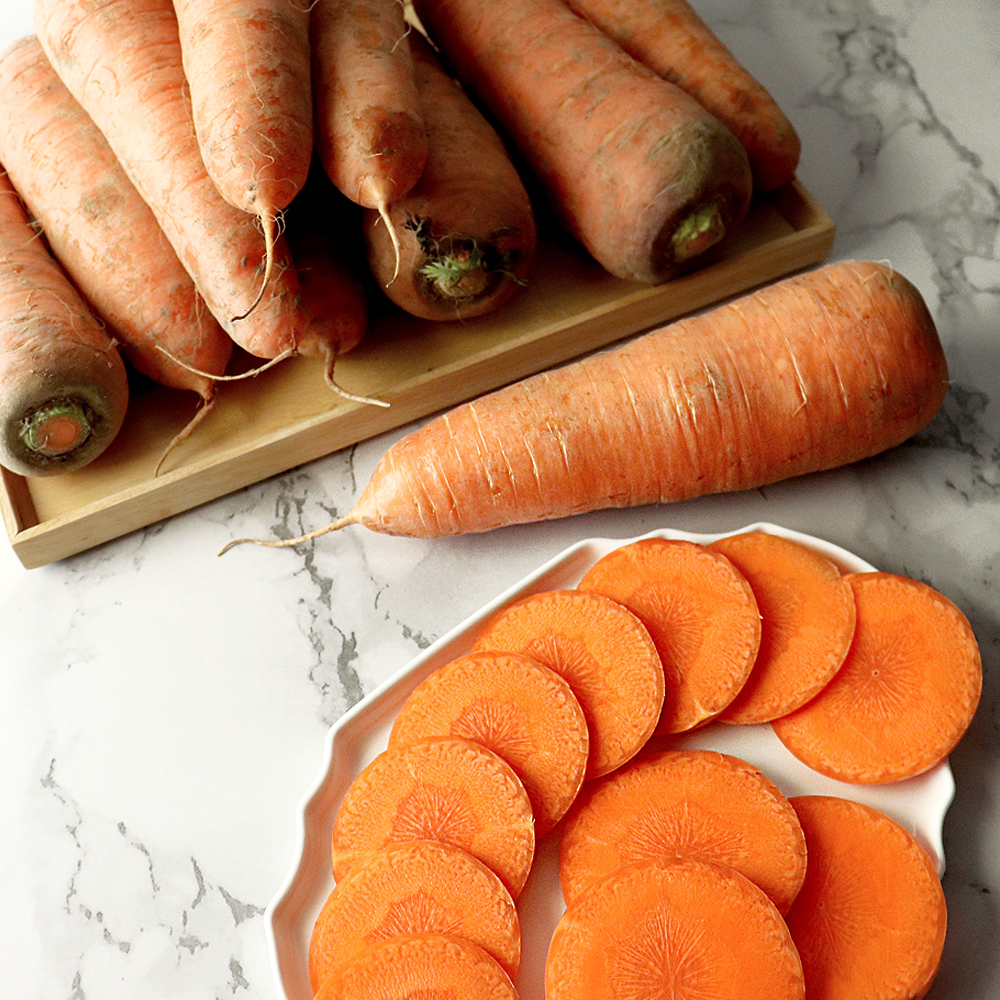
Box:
1, 0, 998, 996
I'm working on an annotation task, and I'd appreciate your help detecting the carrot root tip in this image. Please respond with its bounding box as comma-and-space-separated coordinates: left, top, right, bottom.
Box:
217, 513, 358, 556
323, 347, 389, 408
231, 209, 279, 323
152, 395, 216, 477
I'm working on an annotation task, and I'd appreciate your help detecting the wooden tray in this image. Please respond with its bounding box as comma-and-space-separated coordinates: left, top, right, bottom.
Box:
1, 180, 834, 569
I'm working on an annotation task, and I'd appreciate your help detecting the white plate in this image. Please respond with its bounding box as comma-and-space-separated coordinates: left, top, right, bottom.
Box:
265, 523, 955, 1000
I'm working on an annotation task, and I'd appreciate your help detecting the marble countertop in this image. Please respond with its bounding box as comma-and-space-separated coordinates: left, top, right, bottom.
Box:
2, 0, 998, 996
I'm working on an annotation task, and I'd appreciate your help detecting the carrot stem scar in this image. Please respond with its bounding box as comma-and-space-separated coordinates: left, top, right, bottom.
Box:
20, 400, 91, 455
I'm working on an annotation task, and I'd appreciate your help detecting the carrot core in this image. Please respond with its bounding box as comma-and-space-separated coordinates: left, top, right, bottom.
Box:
671, 201, 725, 262
21, 400, 91, 455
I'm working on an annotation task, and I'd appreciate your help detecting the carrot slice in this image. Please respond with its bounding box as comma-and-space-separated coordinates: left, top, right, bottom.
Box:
545, 857, 805, 1000
771, 572, 982, 783
388, 651, 589, 836
577, 538, 760, 733
708, 531, 857, 724
558, 748, 807, 913
785, 795, 947, 1000
313, 932, 519, 1000
471, 589, 664, 779
329, 737, 535, 899
308, 839, 520, 991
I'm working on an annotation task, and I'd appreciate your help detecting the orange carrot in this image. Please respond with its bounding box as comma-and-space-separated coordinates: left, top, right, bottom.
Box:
545, 857, 805, 1000
708, 530, 857, 724
577, 538, 761, 733
557, 748, 807, 914
312, 933, 520, 1000
785, 795, 947, 1000
34, 0, 308, 358
329, 737, 535, 899
470, 589, 664, 779
411, 0, 753, 283
388, 650, 589, 835
0, 166, 129, 476
771, 572, 982, 784
561, 0, 801, 190
362, 29, 537, 321
308, 839, 521, 992
219, 260, 947, 551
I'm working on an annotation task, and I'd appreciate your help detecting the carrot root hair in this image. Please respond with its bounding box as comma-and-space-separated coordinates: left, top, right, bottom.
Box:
153, 394, 217, 477
231, 209, 280, 323
154, 344, 295, 380
217, 512, 358, 556
321, 343, 389, 407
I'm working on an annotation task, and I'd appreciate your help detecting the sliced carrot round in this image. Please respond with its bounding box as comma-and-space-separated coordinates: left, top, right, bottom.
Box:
308, 839, 521, 992
558, 748, 807, 913
577, 538, 760, 734
313, 932, 519, 1000
771, 572, 982, 783
471, 588, 664, 779
545, 857, 805, 1000
330, 736, 535, 898
388, 650, 589, 835
709, 530, 857, 724
785, 795, 946, 1000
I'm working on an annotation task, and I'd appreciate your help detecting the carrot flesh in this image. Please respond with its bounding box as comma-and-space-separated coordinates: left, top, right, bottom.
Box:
470, 589, 664, 779
785, 795, 947, 1000
771, 571, 982, 783
329, 736, 535, 899
388, 650, 589, 836
557, 748, 807, 914
578, 538, 760, 733
708, 530, 857, 724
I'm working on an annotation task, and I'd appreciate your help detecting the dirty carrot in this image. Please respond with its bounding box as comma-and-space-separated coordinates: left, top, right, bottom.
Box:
557, 748, 808, 914
412, 0, 753, 283
388, 650, 589, 835
329, 736, 535, 899
545, 857, 805, 1000
785, 795, 947, 1000
34, 0, 308, 358
0, 166, 129, 476
308, 839, 521, 992
470, 589, 664, 780
771, 572, 982, 784
578, 538, 761, 734
562, 0, 801, 190
363, 29, 536, 320
709, 530, 857, 724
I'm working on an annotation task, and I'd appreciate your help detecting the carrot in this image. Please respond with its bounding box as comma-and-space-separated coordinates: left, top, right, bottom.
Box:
329, 736, 535, 899
219, 260, 948, 550
561, 0, 801, 191
707, 530, 857, 724
785, 795, 947, 1000
0, 166, 129, 477
470, 589, 663, 780
545, 857, 805, 1000
557, 748, 807, 914
771, 571, 982, 784
308, 839, 521, 992
34, 0, 308, 359
577, 538, 761, 733
312, 932, 520, 1000
363, 29, 537, 321
411, 0, 753, 283
387, 650, 589, 835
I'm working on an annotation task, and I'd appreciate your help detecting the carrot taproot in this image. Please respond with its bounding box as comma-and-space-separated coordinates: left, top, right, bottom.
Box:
329, 736, 535, 899
706, 530, 857, 724
33, 0, 308, 358
771, 571, 981, 784
312, 932, 520, 1000
0, 166, 129, 477
545, 857, 805, 1000
557, 748, 807, 914
470, 589, 664, 780
785, 795, 947, 1000
387, 650, 589, 835
411, 0, 753, 283
561, 0, 801, 191
362, 29, 536, 320
308, 839, 521, 992
218, 260, 948, 552
577, 538, 761, 733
